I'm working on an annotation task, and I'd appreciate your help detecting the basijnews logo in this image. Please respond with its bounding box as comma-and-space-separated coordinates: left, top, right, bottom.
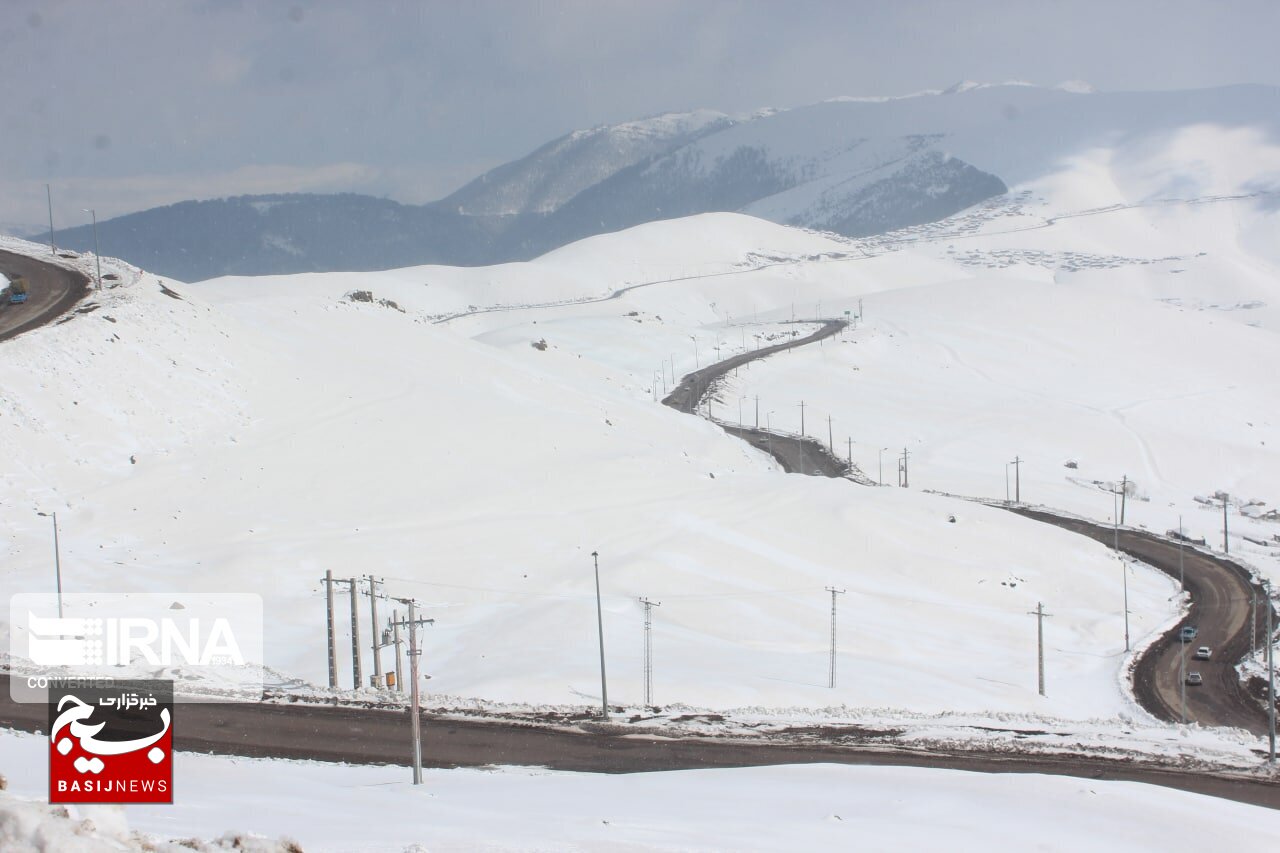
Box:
47, 679, 174, 804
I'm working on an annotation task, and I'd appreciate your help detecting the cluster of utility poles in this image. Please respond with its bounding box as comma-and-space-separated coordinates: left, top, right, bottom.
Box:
319, 571, 434, 783
321, 571, 429, 692
1005, 456, 1021, 504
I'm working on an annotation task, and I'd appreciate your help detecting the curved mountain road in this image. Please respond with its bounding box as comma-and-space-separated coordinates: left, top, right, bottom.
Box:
1009, 509, 1273, 736
663, 313, 1276, 738
0, 249, 90, 342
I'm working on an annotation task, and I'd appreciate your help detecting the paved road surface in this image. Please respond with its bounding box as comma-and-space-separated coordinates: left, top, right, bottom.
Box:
1010, 508, 1273, 736
0, 249, 90, 342
1, 676, 1277, 808
663, 319, 875, 481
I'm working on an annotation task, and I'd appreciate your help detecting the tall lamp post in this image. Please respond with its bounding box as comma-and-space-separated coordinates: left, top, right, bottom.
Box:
36, 511, 64, 618
82, 208, 102, 289
591, 551, 609, 721
878, 447, 889, 487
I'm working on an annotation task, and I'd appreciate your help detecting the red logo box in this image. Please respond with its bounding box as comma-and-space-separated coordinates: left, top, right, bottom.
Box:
47, 680, 173, 804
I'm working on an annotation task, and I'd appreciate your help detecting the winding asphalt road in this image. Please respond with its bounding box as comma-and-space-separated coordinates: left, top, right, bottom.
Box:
662, 309, 1275, 738
0, 249, 89, 342
1010, 509, 1273, 736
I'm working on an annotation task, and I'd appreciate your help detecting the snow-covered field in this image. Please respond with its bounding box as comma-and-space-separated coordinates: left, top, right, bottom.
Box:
2, 730, 1280, 851
0, 223, 1180, 726
3, 84, 1280, 853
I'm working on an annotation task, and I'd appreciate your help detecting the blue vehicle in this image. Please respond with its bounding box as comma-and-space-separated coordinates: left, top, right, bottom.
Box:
7, 277, 27, 304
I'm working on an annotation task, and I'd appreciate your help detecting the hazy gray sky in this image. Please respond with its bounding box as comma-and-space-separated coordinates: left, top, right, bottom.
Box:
3, 0, 1278, 229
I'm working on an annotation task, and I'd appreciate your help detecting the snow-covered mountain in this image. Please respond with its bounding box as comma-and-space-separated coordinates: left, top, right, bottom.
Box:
35, 83, 1280, 282
441, 109, 736, 216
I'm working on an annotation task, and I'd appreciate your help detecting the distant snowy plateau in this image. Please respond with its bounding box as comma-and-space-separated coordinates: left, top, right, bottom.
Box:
4, 81, 1280, 847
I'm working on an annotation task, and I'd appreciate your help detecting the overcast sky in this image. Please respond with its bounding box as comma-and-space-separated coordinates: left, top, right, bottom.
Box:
3, 0, 1278, 230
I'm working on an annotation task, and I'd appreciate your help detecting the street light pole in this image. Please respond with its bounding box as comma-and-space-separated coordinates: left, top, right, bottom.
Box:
82, 208, 102, 289
46, 184, 55, 255
52, 512, 63, 618
592, 551, 609, 721
1114, 489, 1129, 652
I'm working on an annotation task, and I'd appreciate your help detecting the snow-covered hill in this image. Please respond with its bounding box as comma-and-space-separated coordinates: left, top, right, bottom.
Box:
3, 79, 1280, 742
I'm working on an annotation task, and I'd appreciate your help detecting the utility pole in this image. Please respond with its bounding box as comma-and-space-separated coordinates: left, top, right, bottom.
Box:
592, 551, 610, 721
639, 598, 661, 706
321, 570, 338, 688
1122, 556, 1130, 654
1028, 602, 1052, 696
1120, 474, 1127, 525
1178, 515, 1185, 593
348, 577, 362, 689
1010, 456, 1021, 504
390, 608, 404, 692
82, 208, 102, 289
1223, 494, 1230, 554
796, 401, 807, 476
754, 395, 759, 429
391, 599, 434, 784
826, 587, 846, 688
847, 436, 853, 470
900, 447, 909, 488
827, 414, 833, 454
46, 184, 55, 254
1180, 631, 1187, 724
366, 576, 383, 687
1268, 580, 1276, 764
1112, 488, 1129, 652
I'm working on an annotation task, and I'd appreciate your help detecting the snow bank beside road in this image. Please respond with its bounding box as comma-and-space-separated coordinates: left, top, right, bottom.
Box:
4, 730, 1279, 852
